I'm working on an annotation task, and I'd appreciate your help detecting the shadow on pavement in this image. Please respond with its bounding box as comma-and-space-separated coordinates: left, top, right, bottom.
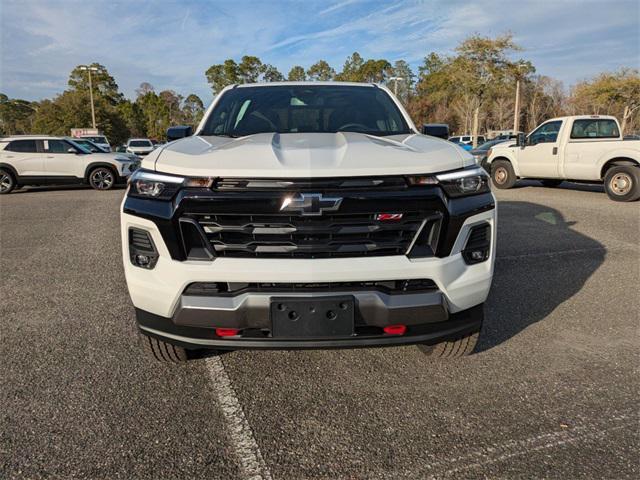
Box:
514, 179, 605, 194
477, 200, 606, 352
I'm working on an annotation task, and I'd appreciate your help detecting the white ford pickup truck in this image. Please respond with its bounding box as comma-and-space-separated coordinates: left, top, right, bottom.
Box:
486, 115, 640, 201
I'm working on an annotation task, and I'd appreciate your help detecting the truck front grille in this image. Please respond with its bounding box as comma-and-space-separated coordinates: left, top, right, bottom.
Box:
188, 212, 441, 258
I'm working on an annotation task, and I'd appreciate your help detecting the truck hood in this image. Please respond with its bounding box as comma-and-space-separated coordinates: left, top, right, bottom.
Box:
147, 132, 472, 177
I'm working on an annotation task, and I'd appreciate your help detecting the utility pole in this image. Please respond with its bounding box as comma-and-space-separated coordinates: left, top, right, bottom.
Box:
79, 65, 99, 129
472, 106, 480, 148
513, 77, 521, 132
388, 76, 405, 98
513, 63, 527, 133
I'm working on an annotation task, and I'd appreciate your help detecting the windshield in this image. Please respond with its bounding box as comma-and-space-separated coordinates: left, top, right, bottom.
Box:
66, 139, 92, 154
129, 140, 152, 147
201, 85, 412, 137
74, 139, 101, 152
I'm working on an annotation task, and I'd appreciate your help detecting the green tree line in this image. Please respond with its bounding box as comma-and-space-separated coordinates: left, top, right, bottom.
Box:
0, 63, 206, 145
1, 34, 639, 144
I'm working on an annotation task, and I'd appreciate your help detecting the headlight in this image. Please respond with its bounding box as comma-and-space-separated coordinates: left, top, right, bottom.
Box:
407, 167, 490, 197
436, 167, 490, 197
128, 169, 213, 200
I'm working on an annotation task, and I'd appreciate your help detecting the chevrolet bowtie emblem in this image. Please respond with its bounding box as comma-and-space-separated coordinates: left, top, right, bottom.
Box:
280, 193, 343, 216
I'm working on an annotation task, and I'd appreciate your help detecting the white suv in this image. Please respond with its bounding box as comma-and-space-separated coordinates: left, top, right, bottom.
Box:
126, 138, 155, 156
122, 82, 496, 362
0, 135, 139, 194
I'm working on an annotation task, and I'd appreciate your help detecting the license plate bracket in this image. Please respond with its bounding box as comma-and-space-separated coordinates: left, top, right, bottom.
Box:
270, 296, 355, 338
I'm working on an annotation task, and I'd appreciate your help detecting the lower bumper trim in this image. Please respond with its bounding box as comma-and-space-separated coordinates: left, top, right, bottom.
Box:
136, 304, 483, 350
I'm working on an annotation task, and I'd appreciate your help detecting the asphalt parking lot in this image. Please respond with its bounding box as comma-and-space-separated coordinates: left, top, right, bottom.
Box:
1, 181, 638, 479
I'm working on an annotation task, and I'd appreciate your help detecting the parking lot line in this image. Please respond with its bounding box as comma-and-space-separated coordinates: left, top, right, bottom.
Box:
423, 410, 637, 478
205, 356, 273, 480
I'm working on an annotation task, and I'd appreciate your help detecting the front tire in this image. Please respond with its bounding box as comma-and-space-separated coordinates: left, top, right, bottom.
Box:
141, 333, 189, 363
418, 331, 479, 358
89, 166, 116, 190
604, 165, 640, 202
491, 160, 517, 189
0, 168, 16, 194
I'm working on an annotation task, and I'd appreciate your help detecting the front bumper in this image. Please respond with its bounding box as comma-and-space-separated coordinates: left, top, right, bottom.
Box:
122, 205, 496, 318
122, 181, 496, 351
136, 303, 483, 350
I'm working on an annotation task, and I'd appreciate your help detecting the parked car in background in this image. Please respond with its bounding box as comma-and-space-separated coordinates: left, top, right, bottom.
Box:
486, 129, 521, 140
79, 134, 111, 152
71, 138, 109, 153
451, 140, 473, 151
126, 138, 155, 156
623, 134, 640, 140
486, 115, 640, 201
122, 82, 496, 362
469, 138, 512, 170
449, 135, 486, 146
0, 135, 139, 193
113, 144, 141, 161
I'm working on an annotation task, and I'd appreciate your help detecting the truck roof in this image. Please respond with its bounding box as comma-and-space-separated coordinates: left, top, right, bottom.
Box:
545, 114, 619, 122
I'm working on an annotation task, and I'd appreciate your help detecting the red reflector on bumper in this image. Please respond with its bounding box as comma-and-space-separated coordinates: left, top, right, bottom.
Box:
215, 328, 239, 337
383, 324, 407, 335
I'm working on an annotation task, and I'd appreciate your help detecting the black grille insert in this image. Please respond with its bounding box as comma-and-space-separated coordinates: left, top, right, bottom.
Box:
187, 212, 440, 258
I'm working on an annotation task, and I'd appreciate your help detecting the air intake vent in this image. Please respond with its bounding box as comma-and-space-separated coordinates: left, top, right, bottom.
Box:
179, 218, 214, 261
131, 229, 154, 251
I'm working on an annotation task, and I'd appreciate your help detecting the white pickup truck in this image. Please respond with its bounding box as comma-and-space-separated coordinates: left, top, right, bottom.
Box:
486, 115, 640, 201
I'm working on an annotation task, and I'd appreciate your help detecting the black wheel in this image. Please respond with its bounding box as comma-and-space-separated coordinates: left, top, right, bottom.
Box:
491, 160, 517, 189
540, 179, 563, 188
604, 165, 640, 202
0, 168, 16, 194
89, 167, 116, 190
141, 333, 189, 363
418, 331, 479, 358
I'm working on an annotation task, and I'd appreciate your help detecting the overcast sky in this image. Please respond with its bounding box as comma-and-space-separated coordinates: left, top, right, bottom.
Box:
1, 0, 638, 103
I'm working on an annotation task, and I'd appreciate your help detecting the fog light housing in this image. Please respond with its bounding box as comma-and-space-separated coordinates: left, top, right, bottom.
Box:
135, 254, 151, 267
461, 223, 491, 265
129, 228, 159, 269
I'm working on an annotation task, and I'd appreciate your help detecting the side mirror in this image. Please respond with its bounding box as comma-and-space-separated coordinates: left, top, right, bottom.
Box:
167, 125, 193, 141
422, 123, 450, 139
516, 133, 526, 147
68, 148, 78, 154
